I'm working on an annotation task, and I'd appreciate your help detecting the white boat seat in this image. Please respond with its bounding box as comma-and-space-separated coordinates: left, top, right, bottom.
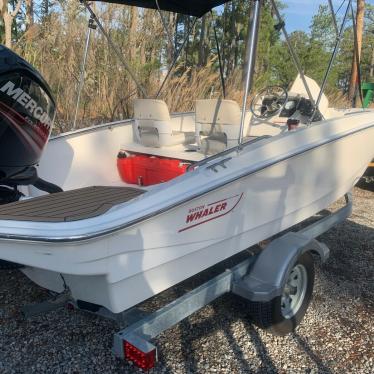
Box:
289, 74, 329, 117
195, 99, 241, 155
133, 99, 195, 147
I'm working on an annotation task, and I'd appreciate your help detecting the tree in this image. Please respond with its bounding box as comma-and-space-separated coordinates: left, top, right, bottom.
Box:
348, 0, 365, 103
370, 37, 374, 78
362, 4, 374, 80
10, 0, 372, 128
0, 0, 23, 48
198, 14, 208, 67
310, 4, 337, 51
25, 0, 33, 31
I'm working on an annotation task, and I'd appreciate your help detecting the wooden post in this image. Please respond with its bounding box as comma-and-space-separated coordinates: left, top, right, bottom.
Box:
348, 0, 365, 105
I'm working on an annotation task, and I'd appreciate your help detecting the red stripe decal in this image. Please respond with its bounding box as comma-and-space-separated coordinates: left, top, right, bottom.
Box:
207, 194, 240, 206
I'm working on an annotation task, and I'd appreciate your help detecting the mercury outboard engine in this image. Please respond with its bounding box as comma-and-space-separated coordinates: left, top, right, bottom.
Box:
0, 45, 62, 205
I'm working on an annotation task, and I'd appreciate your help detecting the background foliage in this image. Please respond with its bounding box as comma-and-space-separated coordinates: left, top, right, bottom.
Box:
0, 0, 373, 132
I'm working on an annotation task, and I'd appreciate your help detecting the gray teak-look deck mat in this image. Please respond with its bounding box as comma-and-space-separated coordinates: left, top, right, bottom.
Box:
0, 186, 145, 222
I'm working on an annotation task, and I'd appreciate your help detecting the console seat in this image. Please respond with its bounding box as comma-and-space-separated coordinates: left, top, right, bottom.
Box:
133, 99, 195, 147
195, 99, 241, 155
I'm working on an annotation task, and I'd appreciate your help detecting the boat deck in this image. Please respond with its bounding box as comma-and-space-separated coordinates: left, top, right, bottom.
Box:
121, 142, 206, 162
0, 186, 145, 222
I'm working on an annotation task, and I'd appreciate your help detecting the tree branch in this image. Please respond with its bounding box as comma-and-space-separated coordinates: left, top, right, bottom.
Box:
11, 0, 23, 18
0, 0, 6, 16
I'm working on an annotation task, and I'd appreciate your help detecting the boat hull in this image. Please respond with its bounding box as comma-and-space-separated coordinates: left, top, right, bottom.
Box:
0, 113, 373, 313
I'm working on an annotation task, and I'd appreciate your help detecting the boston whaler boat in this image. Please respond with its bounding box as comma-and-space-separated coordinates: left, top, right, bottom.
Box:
0, 0, 373, 368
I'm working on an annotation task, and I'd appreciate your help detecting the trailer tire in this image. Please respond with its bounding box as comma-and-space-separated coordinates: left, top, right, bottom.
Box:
248, 251, 314, 336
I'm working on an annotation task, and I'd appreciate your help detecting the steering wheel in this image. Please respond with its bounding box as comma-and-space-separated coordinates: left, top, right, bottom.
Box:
250, 86, 289, 119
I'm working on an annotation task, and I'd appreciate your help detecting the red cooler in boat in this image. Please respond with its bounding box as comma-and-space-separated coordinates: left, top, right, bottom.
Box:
117, 153, 189, 186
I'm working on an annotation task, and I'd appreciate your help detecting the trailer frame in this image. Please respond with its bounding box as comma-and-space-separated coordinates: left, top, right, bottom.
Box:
110, 193, 352, 369
22, 194, 352, 370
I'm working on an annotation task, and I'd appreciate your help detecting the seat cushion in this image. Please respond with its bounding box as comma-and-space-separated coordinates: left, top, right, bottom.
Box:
134, 99, 171, 121
195, 99, 241, 126
172, 131, 195, 145
140, 131, 195, 148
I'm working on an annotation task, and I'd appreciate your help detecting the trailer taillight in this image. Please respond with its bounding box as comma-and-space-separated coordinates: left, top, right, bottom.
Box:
124, 340, 156, 370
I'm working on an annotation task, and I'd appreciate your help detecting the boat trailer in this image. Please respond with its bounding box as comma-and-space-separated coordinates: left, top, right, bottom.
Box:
22, 193, 352, 370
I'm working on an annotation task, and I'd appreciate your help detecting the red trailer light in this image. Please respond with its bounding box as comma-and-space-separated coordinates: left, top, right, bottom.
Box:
123, 340, 156, 370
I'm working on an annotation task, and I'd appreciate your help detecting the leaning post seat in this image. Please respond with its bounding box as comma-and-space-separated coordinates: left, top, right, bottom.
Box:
133, 99, 194, 147
195, 99, 241, 155
289, 74, 329, 118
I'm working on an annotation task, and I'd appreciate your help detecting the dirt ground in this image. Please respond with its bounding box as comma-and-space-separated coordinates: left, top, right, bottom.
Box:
0, 186, 373, 373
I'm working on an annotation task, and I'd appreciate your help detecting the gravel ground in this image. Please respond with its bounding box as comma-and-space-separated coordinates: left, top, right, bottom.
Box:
0, 186, 373, 374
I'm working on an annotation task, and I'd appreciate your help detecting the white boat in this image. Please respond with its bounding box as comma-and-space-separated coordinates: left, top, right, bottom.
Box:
0, 0, 373, 317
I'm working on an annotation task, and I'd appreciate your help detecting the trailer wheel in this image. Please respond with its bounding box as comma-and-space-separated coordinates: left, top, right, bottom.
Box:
248, 251, 314, 336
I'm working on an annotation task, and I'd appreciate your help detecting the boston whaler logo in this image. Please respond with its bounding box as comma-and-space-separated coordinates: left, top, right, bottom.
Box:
179, 193, 243, 233
0, 81, 53, 130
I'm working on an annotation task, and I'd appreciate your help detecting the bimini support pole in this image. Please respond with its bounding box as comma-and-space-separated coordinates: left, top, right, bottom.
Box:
155, 18, 197, 98
211, 11, 226, 99
155, 0, 176, 59
270, 0, 315, 110
327, 0, 339, 37
309, 0, 352, 123
238, 0, 261, 146
73, 16, 96, 130
81, 0, 147, 98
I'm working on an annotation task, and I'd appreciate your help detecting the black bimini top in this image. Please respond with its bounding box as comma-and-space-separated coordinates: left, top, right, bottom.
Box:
93, 0, 231, 17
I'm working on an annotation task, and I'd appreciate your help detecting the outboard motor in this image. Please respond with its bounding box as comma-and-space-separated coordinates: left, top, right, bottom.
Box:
0, 45, 61, 204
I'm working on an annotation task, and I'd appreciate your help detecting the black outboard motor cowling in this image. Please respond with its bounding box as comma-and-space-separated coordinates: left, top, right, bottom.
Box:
0, 45, 56, 181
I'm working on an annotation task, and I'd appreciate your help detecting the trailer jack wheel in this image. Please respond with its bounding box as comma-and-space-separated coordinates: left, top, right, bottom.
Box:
248, 251, 315, 336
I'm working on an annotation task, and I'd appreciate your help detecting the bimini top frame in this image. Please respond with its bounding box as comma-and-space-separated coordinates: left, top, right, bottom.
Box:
76, 0, 262, 142
91, 0, 232, 18
75, 0, 361, 141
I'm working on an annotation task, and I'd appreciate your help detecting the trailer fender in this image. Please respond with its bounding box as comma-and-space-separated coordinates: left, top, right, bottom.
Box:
232, 232, 329, 303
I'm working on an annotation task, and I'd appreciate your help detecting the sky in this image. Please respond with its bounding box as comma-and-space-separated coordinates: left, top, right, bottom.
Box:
213, 0, 374, 34
283, 0, 343, 32
279, 0, 374, 33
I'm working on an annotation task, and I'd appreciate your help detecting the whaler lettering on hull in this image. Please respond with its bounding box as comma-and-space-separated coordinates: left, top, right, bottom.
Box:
179, 193, 243, 233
